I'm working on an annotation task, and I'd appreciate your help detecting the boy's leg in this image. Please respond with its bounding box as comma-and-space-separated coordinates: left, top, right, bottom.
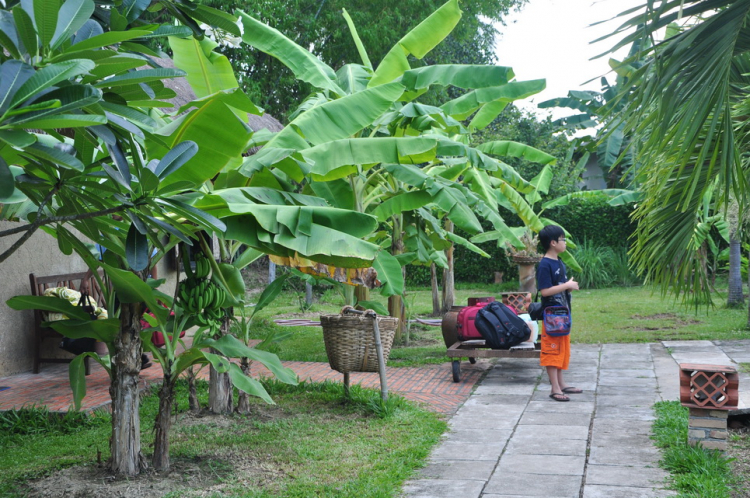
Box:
546, 366, 563, 393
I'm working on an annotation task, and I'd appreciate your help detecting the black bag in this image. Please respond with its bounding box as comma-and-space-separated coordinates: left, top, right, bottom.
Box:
474, 301, 531, 350
528, 292, 543, 321
59, 292, 97, 355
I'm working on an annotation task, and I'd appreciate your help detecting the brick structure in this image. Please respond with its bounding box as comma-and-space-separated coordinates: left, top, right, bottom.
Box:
500, 292, 532, 314
679, 363, 739, 451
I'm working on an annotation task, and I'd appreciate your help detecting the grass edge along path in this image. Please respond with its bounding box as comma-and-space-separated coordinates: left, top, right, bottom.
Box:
651, 401, 737, 497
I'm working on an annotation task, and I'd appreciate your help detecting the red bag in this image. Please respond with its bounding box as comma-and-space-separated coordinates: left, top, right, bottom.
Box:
457, 300, 519, 342
456, 304, 485, 341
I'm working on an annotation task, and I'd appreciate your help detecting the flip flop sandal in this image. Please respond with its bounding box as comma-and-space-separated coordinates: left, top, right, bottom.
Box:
562, 387, 582, 394
549, 392, 570, 402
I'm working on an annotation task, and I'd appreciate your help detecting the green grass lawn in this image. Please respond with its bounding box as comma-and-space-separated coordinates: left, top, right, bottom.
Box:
248, 282, 750, 366
0, 380, 446, 497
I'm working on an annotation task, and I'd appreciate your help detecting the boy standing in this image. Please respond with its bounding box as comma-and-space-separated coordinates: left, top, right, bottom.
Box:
537, 225, 580, 402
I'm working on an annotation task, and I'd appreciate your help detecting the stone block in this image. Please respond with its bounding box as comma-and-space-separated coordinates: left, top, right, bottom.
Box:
693, 440, 727, 451
688, 417, 727, 429
709, 430, 727, 440
688, 429, 707, 439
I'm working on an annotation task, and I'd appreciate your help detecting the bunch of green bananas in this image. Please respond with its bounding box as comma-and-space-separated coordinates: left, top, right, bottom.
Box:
194, 255, 211, 279
177, 255, 229, 328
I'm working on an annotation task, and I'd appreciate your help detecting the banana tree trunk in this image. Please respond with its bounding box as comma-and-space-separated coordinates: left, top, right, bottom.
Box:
355, 285, 369, 304
728, 233, 744, 307
152, 374, 175, 471
109, 301, 145, 476
186, 366, 200, 412
237, 357, 251, 414
430, 263, 441, 317
441, 221, 455, 313
209, 325, 233, 414
389, 215, 406, 342
209, 254, 233, 414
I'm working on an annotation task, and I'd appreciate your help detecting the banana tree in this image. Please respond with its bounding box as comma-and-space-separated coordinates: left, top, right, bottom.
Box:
232, 0, 556, 332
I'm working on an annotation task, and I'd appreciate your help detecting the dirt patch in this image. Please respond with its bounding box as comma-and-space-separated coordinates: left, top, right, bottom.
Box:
631, 313, 678, 320
22, 411, 295, 498
23, 455, 276, 498
626, 313, 702, 331
629, 326, 677, 331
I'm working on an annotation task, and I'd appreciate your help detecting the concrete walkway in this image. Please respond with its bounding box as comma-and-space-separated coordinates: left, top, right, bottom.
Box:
402, 339, 750, 498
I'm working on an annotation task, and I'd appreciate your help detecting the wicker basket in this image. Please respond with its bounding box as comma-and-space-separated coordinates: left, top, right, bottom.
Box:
320, 308, 398, 373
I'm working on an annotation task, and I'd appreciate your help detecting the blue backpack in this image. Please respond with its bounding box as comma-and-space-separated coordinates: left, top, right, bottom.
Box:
474, 301, 531, 349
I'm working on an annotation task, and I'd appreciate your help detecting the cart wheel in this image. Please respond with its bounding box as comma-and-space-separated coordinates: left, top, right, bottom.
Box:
468, 357, 477, 364
452, 360, 461, 383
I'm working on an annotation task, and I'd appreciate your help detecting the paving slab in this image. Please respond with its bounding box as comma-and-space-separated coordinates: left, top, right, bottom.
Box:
530, 390, 596, 403
592, 418, 654, 436
495, 453, 586, 476
441, 429, 513, 445
401, 479, 486, 498
449, 410, 520, 430
504, 435, 587, 456
463, 394, 533, 407
430, 440, 506, 461
525, 400, 595, 413
588, 444, 661, 466
513, 424, 590, 440
416, 459, 497, 481
518, 410, 592, 426
473, 383, 537, 396
484, 472, 582, 497
582, 484, 677, 498
585, 464, 669, 488
594, 404, 656, 420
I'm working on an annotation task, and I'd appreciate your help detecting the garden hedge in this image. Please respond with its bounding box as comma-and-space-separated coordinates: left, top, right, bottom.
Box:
405, 195, 636, 286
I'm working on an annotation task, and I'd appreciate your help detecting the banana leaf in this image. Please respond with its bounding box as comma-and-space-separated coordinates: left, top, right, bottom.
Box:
369, 0, 461, 87
237, 9, 342, 95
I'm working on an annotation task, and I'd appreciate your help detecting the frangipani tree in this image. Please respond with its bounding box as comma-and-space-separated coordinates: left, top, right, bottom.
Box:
0, 0, 384, 476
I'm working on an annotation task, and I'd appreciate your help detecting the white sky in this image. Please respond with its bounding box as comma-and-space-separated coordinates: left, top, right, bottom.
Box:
493, 0, 643, 121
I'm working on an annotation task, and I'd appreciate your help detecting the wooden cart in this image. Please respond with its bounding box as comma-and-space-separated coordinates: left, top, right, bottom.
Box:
442, 295, 539, 383
447, 340, 540, 382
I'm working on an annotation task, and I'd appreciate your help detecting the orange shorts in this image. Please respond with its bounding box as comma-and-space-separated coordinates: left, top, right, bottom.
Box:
540, 322, 570, 370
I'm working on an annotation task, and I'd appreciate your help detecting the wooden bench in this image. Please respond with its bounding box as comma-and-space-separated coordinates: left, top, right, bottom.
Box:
29, 271, 106, 375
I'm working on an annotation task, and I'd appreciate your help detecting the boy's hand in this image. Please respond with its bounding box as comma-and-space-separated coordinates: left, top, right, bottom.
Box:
566, 278, 579, 291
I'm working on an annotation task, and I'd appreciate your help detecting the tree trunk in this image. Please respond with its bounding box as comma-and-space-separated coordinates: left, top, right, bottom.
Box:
389, 214, 406, 342
109, 301, 145, 476
209, 306, 233, 414
152, 376, 175, 471
441, 221, 455, 313
236, 357, 251, 414
343, 284, 356, 306
728, 233, 744, 307
354, 285, 369, 304
388, 294, 405, 343
430, 262, 441, 317
186, 366, 199, 412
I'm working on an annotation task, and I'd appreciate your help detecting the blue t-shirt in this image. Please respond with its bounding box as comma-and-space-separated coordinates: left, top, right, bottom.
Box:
537, 256, 571, 309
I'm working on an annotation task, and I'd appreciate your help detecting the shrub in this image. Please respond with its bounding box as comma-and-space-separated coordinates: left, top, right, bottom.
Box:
570, 239, 640, 289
